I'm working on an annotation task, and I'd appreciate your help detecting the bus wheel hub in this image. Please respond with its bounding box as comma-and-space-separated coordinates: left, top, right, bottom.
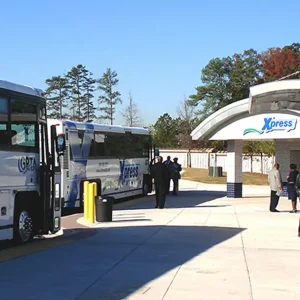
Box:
19, 211, 33, 241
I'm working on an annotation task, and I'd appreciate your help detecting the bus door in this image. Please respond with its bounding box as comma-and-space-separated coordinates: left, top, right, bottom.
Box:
39, 123, 51, 233
49, 125, 65, 233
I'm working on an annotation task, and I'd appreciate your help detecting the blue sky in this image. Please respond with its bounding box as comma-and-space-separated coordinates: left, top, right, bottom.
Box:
0, 0, 299, 126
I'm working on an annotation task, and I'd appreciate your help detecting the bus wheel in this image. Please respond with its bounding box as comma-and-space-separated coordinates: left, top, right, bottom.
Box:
143, 181, 150, 196
13, 209, 34, 244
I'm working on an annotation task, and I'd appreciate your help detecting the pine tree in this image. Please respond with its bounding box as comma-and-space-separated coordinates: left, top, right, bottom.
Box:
98, 68, 122, 125
82, 73, 96, 122
177, 97, 196, 149
121, 92, 141, 127
44, 76, 69, 119
66, 64, 93, 121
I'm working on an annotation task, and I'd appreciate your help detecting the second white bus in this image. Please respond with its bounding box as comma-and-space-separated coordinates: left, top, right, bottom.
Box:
48, 119, 153, 210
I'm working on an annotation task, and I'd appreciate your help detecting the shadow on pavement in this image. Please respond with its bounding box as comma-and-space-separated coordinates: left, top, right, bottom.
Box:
108, 218, 152, 223
115, 190, 227, 211
243, 195, 269, 199
0, 224, 245, 300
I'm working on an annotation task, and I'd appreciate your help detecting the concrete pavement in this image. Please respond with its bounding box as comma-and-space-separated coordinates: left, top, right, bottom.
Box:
0, 179, 299, 300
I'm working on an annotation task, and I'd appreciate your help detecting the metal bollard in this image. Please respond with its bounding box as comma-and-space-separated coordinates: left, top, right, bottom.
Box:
88, 183, 95, 223
92, 182, 97, 218
84, 181, 89, 220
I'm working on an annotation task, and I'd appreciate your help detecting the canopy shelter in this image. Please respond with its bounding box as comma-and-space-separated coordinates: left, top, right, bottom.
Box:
191, 99, 248, 141
249, 80, 300, 114
191, 79, 300, 198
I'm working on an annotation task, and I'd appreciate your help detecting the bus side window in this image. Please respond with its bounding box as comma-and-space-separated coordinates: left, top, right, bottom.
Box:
69, 130, 84, 160
11, 100, 36, 122
78, 130, 84, 144
0, 97, 8, 148
105, 132, 124, 157
10, 100, 38, 152
130, 135, 140, 158
94, 133, 105, 157
0, 124, 9, 146
130, 134, 150, 158
11, 124, 37, 151
142, 135, 150, 157
88, 133, 95, 158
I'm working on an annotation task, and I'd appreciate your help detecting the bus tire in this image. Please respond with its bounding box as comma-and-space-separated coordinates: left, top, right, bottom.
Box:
13, 203, 34, 244
142, 177, 150, 196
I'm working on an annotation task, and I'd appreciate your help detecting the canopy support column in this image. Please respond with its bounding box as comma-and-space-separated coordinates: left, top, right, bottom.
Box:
227, 140, 243, 198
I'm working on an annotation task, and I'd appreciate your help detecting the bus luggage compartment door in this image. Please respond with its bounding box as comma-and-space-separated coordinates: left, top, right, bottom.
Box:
0, 190, 12, 240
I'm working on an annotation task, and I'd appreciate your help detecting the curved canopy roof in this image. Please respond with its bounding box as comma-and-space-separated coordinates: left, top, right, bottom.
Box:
191, 99, 249, 140
191, 79, 300, 141
249, 80, 300, 114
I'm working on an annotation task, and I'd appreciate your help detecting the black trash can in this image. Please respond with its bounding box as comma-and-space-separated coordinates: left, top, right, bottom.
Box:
208, 166, 223, 177
95, 196, 113, 222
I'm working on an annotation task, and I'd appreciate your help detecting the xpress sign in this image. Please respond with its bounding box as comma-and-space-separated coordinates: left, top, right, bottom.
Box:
243, 117, 297, 135
119, 161, 140, 185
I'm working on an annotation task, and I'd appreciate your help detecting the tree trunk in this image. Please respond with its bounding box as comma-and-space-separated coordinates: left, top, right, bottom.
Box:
130, 95, 133, 127
87, 88, 90, 121
59, 90, 62, 119
110, 102, 113, 125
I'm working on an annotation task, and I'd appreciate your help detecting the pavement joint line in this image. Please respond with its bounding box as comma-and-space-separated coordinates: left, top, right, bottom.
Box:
74, 207, 186, 300
203, 209, 212, 225
161, 264, 182, 300
161, 202, 215, 299
234, 204, 254, 300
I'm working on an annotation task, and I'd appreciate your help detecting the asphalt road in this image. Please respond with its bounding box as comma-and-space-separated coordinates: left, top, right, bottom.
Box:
0, 195, 152, 263
0, 213, 97, 263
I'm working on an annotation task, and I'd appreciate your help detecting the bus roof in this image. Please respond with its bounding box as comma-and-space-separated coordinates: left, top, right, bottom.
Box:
48, 119, 151, 135
0, 79, 43, 98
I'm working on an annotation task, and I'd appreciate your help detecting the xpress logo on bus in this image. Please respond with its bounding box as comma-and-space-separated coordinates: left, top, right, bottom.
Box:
243, 117, 297, 135
18, 156, 36, 174
119, 161, 140, 185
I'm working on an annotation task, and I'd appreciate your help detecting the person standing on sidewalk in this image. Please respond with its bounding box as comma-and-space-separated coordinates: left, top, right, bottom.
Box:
267, 162, 282, 212
286, 163, 299, 213
294, 172, 300, 237
163, 156, 175, 194
172, 157, 182, 195
151, 156, 169, 209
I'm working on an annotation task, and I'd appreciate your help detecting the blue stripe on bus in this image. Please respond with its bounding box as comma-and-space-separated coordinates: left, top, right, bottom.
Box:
64, 121, 94, 208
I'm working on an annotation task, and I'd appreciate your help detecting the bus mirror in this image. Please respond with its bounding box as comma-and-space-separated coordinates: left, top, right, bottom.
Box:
154, 148, 160, 156
56, 134, 66, 154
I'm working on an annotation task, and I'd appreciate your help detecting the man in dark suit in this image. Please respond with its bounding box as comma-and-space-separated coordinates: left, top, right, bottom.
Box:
150, 156, 169, 209
172, 157, 182, 195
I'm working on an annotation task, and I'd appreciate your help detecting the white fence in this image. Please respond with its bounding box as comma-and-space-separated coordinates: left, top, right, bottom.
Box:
158, 149, 275, 174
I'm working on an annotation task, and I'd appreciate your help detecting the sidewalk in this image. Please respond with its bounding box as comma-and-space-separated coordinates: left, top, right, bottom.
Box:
0, 179, 299, 300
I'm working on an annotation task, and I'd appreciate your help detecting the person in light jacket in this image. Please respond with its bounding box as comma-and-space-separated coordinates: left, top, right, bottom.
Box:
268, 162, 283, 212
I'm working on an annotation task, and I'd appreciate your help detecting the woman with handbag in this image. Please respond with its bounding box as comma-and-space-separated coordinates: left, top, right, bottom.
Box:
287, 163, 299, 213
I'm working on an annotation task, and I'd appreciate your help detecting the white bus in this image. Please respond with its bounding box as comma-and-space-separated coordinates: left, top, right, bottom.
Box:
47, 119, 153, 210
0, 80, 66, 243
